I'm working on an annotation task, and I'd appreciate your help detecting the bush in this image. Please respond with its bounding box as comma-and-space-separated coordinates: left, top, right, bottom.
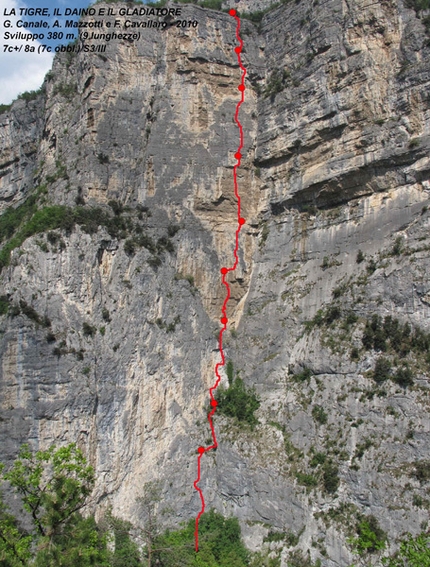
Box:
296, 472, 318, 487
349, 515, 387, 555
0, 295, 9, 315
102, 308, 111, 322
147, 255, 162, 269
167, 224, 180, 237
393, 366, 414, 387
216, 377, 260, 428
124, 239, 136, 256
322, 463, 340, 494
373, 357, 392, 383
19, 300, 51, 327
154, 509, 249, 567
108, 200, 123, 216
356, 249, 365, 263
382, 532, 430, 567
312, 405, 328, 425
310, 452, 326, 467
413, 461, 430, 483
82, 322, 96, 337
292, 367, 313, 382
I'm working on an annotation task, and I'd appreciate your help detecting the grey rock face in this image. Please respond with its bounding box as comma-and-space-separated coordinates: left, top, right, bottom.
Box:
0, 1, 429, 565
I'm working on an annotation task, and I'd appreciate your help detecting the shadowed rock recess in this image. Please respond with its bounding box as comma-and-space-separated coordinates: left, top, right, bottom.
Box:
1, 0, 430, 564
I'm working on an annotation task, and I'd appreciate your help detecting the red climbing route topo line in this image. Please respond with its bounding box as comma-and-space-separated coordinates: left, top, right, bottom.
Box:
193, 8, 247, 553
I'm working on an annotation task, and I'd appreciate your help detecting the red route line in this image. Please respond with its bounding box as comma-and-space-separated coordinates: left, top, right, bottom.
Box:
193, 8, 247, 553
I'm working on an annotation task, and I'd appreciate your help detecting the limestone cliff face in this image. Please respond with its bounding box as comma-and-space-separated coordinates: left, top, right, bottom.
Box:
1, 1, 430, 565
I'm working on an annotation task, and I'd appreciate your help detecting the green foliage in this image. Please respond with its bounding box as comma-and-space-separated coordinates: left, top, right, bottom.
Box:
167, 224, 180, 237
264, 69, 290, 98
0, 203, 70, 270
154, 509, 249, 567
286, 549, 321, 567
216, 374, 260, 428
52, 82, 77, 100
0, 493, 32, 566
412, 461, 430, 484
32, 514, 109, 567
0, 88, 43, 115
17, 87, 44, 102
362, 314, 429, 360
356, 249, 365, 263
291, 367, 312, 382
82, 322, 97, 337
405, 0, 430, 12
97, 152, 110, 164
311, 405, 328, 425
382, 532, 430, 567
102, 510, 142, 567
348, 515, 387, 555
0, 295, 10, 315
393, 366, 413, 388
226, 360, 234, 385
0, 191, 174, 272
3, 444, 94, 532
304, 305, 342, 331
296, 472, 318, 487
102, 308, 111, 322
322, 463, 340, 494
0, 103, 12, 114
310, 452, 326, 467
391, 237, 404, 256
373, 357, 392, 383
108, 200, 123, 216
0, 443, 142, 567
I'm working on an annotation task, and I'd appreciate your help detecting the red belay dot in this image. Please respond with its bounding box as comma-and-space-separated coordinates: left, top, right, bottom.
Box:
229, 9, 236, 16
235, 46, 241, 53
221, 316, 228, 325
238, 84, 245, 92
235, 152, 242, 159
198, 447, 205, 455
239, 217, 246, 225
211, 400, 218, 407
221, 267, 228, 275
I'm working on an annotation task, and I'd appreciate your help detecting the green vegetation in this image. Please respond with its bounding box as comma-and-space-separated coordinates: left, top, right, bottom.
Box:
405, 0, 430, 12
322, 463, 340, 494
363, 314, 429, 358
373, 357, 392, 383
216, 363, 260, 428
82, 322, 97, 337
291, 367, 313, 382
0, 88, 44, 114
52, 82, 77, 100
306, 451, 339, 494
154, 509, 249, 566
0, 189, 174, 272
413, 460, 430, 484
241, 0, 299, 25
311, 405, 328, 425
0, 103, 12, 115
155, 315, 180, 333
102, 308, 111, 322
382, 532, 430, 567
0, 444, 253, 567
264, 69, 291, 98
0, 443, 104, 567
296, 472, 318, 488
0, 295, 10, 315
285, 549, 321, 567
348, 515, 387, 556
